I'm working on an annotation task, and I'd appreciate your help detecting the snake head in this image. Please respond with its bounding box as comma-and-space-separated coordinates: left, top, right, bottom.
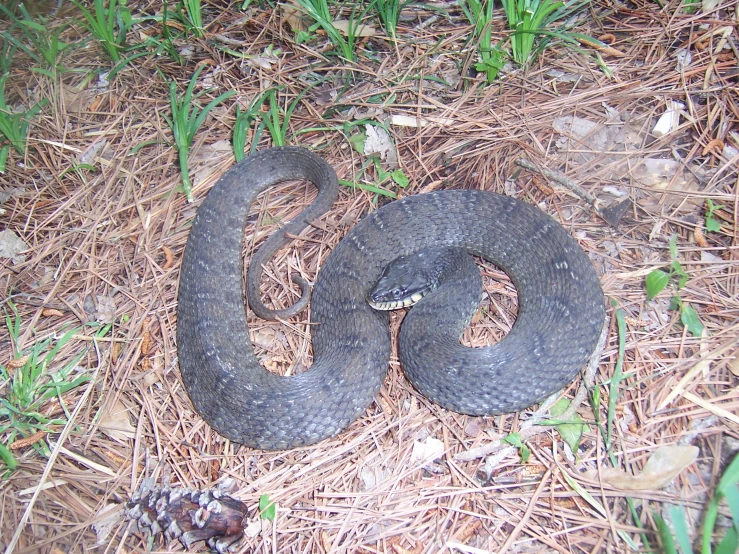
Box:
367, 252, 436, 311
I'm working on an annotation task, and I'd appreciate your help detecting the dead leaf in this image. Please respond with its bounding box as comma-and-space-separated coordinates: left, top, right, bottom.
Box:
652, 101, 684, 137
695, 225, 708, 247
359, 464, 390, 491
142, 371, 159, 388
7, 355, 29, 371
331, 20, 377, 37
584, 445, 698, 490
140, 327, 153, 356
390, 538, 424, 554
464, 419, 484, 438
364, 125, 395, 162
0, 229, 29, 264
99, 398, 136, 441
61, 83, 95, 112
253, 326, 277, 349
702, 138, 724, 156
111, 341, 121, 364
411, 437, 444, 468
96, 295, 116, 324
244, 519, 261, 538
92, 503, 123, 545
78, 139, 107, 166
189, 140, 234, 188
278, 0, 308, 32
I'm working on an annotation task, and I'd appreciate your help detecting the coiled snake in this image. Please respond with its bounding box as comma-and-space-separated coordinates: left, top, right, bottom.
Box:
177, 147, 605, 449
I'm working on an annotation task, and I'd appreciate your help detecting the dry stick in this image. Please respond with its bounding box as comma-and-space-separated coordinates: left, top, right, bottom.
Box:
514, 158, 604, 210
455, 315, 610, 463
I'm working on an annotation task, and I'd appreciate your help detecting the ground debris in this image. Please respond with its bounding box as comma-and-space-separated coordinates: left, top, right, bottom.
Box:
126, 480, 249, 553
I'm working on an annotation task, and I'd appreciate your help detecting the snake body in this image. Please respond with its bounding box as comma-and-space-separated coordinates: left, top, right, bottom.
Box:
177, 147, 605, 449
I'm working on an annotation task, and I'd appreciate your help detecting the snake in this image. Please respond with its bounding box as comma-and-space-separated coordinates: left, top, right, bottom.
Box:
177, 146, 605, 450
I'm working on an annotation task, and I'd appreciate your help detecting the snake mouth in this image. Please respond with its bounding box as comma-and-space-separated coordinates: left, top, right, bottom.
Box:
367, 291, 427, 311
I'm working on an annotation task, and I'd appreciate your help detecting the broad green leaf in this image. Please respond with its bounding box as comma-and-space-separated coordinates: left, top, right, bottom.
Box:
717, 453, 739, 495
706, 217, 720, 233
259, 494, 276, 521
0, 145, 8, 172
347, 133, 366, 155
702, 454, 739, 553
724, 486, 739, 531
671, 261, 689, 290
391, 169, 409, 188
680, 305, 704, 337
503, 432, 530, 463
645, 270, 668, 300
550, 399, 586, 454
715, 527, 738, 554
669, 505, 693, 554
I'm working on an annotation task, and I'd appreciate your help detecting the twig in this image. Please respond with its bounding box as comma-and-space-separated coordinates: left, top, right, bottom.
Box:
515, 158, 602, 209
515, 159, 633, 227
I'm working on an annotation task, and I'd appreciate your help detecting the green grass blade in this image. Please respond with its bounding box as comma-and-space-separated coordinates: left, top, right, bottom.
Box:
668, 505, 693, 554
339, 179, 397, 198
703, 453, 739, 553
607, 306, 626, 449
0, 144, 9, 172
715, 527, 738, 554
0, 442, 17, 473
191, 90, 236, 140
653, 511, 678, 554
717, 453, 739, 493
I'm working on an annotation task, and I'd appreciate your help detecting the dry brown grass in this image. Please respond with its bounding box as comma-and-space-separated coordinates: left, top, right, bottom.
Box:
1, 1, 738, 552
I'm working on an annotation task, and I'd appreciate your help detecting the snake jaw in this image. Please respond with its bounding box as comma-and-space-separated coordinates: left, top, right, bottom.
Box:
367, 290, 427, 311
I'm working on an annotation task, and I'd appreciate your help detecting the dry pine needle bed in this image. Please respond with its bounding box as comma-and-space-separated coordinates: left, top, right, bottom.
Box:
0, 1, 738, 553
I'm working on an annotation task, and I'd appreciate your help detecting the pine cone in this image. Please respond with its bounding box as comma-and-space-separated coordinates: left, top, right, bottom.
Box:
125, 483, 248, 553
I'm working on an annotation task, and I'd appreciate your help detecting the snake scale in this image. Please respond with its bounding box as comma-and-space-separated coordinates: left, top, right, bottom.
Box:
177, 147, 605, 450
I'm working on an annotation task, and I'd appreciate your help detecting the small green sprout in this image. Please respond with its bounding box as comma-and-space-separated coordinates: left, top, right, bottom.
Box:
645, 235, 704, 337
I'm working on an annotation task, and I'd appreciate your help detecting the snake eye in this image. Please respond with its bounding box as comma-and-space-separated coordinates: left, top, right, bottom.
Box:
391, 288, 404, 300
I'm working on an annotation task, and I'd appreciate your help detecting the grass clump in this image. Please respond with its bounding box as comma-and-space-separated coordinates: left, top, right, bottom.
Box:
460, 0, 505, 83
181, 0, 206, 38
0, 3, 76, 77
73, 0, 133, 63
462, 0, 597, 78
0, 74, 48, 172
645, 235, 705, 337
291, 0, 370, 63
163, 65, 235, 202
371, 0, 411, 39
0, 304, 94, 477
